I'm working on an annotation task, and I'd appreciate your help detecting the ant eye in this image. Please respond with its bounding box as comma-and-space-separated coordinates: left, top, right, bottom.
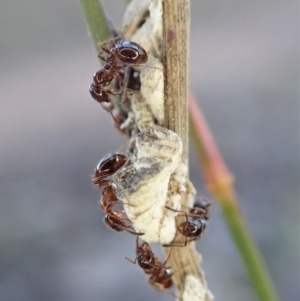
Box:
119, 48, 138, 59
115, 41, 148, 64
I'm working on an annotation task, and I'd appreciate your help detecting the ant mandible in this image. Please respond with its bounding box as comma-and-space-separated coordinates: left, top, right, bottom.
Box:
126, 237, 173, 291
163, 201, 210, 247
92, 154, 143, 236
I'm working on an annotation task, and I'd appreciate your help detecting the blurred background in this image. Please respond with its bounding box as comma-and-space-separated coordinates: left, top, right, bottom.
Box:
0, 0, 299, 300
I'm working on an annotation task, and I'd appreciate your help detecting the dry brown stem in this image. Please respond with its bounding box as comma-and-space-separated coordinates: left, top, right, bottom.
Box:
162, 0, 212, 300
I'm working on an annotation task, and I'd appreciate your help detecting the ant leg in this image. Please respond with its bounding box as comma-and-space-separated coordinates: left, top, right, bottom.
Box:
196, 196, 211, 205
159, 248, 172, 270
165, 205, 188, 217
162, 240, 186, 248
97, 44, 111, 60
115, 218, 144, 235
181, 204, 207, 216
135, 236, 139, 246
92, 178, 111, 188
90, 86, 123, 125
186, 237, 200, 244
125, 237, 139, 264
182, 235, 188, 247
97, 43, 112, 62
188, 212, 206, 220
100, 90, 126, 125
99, 45, 110, 54
164, 206, 190, 247
123, 227, 145, 236
97, 35, 121, 61
97, 53, 108, 62
104, 200, 133, 211
125, 238, 139, 265
98, 36, 120, 53
125, 256, 137, 264
165, 205, 201, 223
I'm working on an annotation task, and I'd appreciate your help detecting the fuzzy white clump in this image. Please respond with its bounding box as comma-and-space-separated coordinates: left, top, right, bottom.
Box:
121, 0, 151, 40
122, 0, 163, 57
119, 0, 178, 244
139, 57, 164, 125
182, 275, 212, 301
112, 125, 183, 244
122, 0, 165, 126
130, 93, 155, 131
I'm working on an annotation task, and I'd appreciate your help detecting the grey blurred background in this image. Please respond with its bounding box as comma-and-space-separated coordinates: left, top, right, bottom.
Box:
0, 1, 299, 300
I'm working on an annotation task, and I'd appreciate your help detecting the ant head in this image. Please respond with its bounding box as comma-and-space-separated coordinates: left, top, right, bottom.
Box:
189, 219, 206, 236
179, 219, 206, 238
192, 199, 211, 220
115, 40, 148, 65
96, 154, 127, 176
194, 198, 211, 210
137, 244, 155, 267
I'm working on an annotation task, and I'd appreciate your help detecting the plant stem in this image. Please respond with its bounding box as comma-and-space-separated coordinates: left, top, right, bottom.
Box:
221, 200, 279, 301
79, 0, 110, 51
162, 1, 212, 300
189, 94, 280, 301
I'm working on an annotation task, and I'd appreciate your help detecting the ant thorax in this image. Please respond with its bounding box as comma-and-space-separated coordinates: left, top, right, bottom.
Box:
111, 125, 183, 244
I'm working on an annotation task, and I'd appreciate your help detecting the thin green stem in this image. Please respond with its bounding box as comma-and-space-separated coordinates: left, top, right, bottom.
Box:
189, 94, 280, 301
220, 200, 279, 301
79, 0, 110, 51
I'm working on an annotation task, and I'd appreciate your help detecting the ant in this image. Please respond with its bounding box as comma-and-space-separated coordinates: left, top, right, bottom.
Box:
89, 38, 148, 122
97, 39, 148, 67
103, 211, 143, 236
190, 198, 211, 220
126, 237, 173, 291
92, 153, 127, 188
92, 154, 143, 236
163, 200, 210, 247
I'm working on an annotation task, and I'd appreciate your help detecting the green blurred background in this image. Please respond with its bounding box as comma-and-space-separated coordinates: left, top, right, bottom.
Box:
0, 1, 299, 300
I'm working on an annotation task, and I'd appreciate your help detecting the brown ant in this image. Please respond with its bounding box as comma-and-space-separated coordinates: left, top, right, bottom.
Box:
103, 211, 143, 236
126, 237, 157, 269
163, 202, 209, 247
92, 153, 127, 188
126, 238, 173, 291
190, 198, 211, 220
92, 154, 143, 236
89, 38, 148, 124
97, 39, 148, 67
